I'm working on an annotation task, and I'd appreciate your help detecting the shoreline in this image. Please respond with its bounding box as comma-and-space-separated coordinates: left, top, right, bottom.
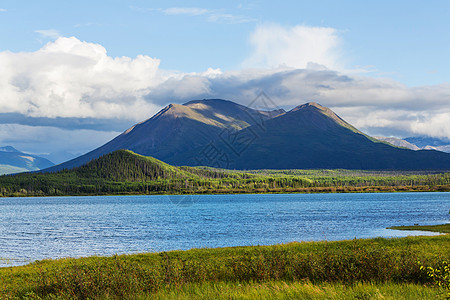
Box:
1, 235, 449, 298
1, 185, 450, 198
387, 223, 450, 233
2, 226, 448, 269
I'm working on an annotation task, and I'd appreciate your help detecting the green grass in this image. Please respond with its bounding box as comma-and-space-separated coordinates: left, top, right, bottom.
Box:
1, 235, 449, 299
151, 281, 444, 300
388, 223, 450, 233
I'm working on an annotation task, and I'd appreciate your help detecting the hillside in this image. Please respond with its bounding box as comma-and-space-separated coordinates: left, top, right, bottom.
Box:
1, 150, 450, 197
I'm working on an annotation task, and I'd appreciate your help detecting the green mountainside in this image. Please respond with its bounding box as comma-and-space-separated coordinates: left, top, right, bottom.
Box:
75, 150, 191, 181
1, 150, 449, 197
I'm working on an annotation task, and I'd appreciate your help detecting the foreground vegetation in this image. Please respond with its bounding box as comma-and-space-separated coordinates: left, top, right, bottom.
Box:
388, 223, 450, 234
0, 235, 449, 299
1, 150, 450, 197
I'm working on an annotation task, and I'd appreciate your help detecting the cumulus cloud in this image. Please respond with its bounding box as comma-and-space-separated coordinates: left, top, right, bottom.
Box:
143, 67, 450, 140
243, 24, 342, 70
1, 31, 450, 155
0, 37, 163, 121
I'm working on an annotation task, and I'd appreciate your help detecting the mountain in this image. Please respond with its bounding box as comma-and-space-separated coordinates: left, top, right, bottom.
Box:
404, 136, 450, 148
40, 151, 78, 165
0, 146, 54, 175
201, 102, 450, 170
375, 136, 450, 153
404, 136, 450, 153
44, 99, 285, 172
374, 137, 420, 151
43, 99, 450, 172
423, 145, 450, 153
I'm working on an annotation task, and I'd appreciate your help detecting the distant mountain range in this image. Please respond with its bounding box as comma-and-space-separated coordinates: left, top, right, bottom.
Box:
39, 151, 78, 165
43, 99, 450, 171
0, 146, 54, 175
375, 136, 450, 153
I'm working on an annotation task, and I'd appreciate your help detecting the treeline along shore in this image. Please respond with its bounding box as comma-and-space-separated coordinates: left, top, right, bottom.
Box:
0, 150, 450, 197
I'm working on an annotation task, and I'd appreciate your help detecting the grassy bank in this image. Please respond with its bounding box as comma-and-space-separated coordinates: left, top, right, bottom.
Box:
388, 223, 450, 233
1, 235, 449, 299
151, 281, 444, 299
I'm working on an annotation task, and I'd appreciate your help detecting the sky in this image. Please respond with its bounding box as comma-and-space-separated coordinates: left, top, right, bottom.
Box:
0, 0, 449, 160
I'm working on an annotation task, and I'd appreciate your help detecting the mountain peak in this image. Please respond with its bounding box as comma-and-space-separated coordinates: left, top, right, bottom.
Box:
0, 146, 20, 153
290, 102, 326, 113
40, 98, 450, 172
288, 102, 363, 135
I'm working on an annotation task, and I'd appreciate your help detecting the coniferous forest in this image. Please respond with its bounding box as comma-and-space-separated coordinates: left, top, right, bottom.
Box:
1, 150, 449, 197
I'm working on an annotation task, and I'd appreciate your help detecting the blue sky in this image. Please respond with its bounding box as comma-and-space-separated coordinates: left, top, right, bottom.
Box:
0, 1, 449, 160
2, 0, 449, 85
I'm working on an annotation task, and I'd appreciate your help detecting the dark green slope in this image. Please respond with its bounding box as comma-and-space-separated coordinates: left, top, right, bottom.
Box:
0, 150, 197, 196
73, 150, 193, 181
224, 103, 450, 170
2, 150, 450, 197
0, 150, 264, 196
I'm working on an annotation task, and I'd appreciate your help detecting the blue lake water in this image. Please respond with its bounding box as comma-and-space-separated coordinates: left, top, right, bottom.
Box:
0, 192, 449, 267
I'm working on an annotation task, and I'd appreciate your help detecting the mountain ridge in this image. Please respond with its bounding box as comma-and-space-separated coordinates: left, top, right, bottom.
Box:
375, 136, 450, 153
0, 146, 54, 175
43, 99, 284, 172
42, 99, 450, 172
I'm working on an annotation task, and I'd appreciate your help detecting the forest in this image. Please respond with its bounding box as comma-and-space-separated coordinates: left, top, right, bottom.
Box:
1, 150, 449, 197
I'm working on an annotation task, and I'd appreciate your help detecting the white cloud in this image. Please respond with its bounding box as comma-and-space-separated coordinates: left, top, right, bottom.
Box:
35, 29, 61, 39
0, 8, 6, 12
243, 24, 342, 70
338, 107, 450, 140
145, 67, 450, 140
0, 37, 163, 121
207, 13, 255, 24
163, 7, 209, 16
1, 32, 450, 155
160, 7, 255, 24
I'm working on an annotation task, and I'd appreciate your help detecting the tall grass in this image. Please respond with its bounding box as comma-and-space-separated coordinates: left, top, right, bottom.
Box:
151, 281, 445, 300
0, 235, 449, 299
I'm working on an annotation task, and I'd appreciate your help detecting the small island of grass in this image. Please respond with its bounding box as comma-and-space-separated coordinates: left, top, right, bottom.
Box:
387, 223, 450, 233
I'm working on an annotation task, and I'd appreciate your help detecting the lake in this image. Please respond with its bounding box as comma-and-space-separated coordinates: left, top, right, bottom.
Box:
0, 192, 449, 267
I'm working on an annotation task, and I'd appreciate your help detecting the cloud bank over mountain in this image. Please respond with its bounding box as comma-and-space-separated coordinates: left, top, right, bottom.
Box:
1, 24, 449, 155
